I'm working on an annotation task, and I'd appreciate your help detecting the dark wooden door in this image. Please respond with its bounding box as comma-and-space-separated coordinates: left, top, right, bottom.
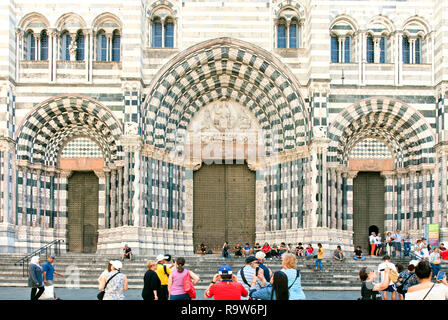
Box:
353, 172, 385, 252
68, 171, 99, 253
193, 164, 255, 252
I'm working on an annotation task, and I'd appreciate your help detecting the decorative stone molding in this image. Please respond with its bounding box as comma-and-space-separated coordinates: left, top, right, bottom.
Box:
119, 136, 143, 152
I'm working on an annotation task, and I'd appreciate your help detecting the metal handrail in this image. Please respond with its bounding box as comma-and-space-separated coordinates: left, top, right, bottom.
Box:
14, 239, 65, 277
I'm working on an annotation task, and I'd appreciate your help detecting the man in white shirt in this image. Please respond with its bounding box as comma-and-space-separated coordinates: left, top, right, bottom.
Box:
391, 229, 403, 258
377, 255, 398, 300
375, 233, 383, 256
369, 232, 377, 256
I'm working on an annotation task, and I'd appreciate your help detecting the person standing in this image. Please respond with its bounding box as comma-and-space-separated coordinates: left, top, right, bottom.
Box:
406, 260, 448, 300
358, 267, 391, 300
255, 251, 271, 281
249, 271, 289, 300
430, 247, 442, 279
222, 241, 230, 260
155, 254, 172, 300
29, 256, 44, 301
391, 229, 403, 258
315, 243, 324, 271
237, 256, 261, 299
396, 260, 419, 300
280, 253, 306, 300
385, 232, 393, 256
404, 232, 412, 256
168, 257, 200, 300
99, 260, 128, 300
377, 255, 398, 300
204, 266, 248, 300
42, 256, 64, 300
375, 233, 383, 256
142, 260, 161, 301
369, 232, 377, 256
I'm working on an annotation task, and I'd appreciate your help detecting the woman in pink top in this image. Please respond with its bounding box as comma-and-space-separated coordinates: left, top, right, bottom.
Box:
168, 257, 200, 300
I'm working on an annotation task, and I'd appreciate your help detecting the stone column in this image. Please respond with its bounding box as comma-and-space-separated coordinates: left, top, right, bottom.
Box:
58, 170, 72, 232
0, 138, 15, 224
110, 167, 117, 228
34, 168, 41, 227
309, 138, 329, 229
381, 171, 395, 232
103, 168, 110, 228
346, 171, 358, 232
21, 166, 29, 226
120, 135, 143, 227
328, 166, 337, 229
408, 168, 416, 232
94, 170, 106, 229
117, 163, 124, 227
15, 29, 21, 82
336, 167, 343, 230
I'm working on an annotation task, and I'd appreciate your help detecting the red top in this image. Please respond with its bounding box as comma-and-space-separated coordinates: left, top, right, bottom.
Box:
205, 281, 248, 300
262, 245, 271, 253
306, 247, 314, 254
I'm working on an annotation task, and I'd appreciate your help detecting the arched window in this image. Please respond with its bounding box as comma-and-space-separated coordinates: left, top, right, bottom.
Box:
164, 19, 174, 48
112, 31, 121, 61
76, 31, 85, 61
277, 20, 287, 49
26, 31, 36, 61
402, 36, 410, 64
331, 36, 339, 63
152, 17, 163, 48
61, 32, 71, 61
366, 36, 374, 63
97, 31, 107, 61
289, 20, 299, 49
40, 30, 48, 61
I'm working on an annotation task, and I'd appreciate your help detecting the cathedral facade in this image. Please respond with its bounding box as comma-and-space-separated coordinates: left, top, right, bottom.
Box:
0, 0, 447, 255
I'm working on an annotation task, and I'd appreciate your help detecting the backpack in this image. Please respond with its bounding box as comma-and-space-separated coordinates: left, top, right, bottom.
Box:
183, 270, 196, 299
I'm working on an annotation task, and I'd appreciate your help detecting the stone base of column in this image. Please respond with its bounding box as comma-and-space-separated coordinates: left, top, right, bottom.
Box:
0, 223, 67, 254
97, 226, 194, 256
256, 227, 354, 256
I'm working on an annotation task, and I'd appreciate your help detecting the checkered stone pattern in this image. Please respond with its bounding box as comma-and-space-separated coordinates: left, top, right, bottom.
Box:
123, 87, 142, 134
310, 90, 328, 139
264, 158, 307, 232
147, 0, 178, 16
273, 0, 305, 17
349, 138, 392, 159
328, 97, 435, 168
16, 95, 123, 167
436, 90, 448, 143
144, 157, 185, 230
60, 137, 103, 158
142, 40, 309, 156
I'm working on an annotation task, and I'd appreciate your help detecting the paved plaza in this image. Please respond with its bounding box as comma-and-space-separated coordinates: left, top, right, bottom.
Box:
0, 287, 360, 301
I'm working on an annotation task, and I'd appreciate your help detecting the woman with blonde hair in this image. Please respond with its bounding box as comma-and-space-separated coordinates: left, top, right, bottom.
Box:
280, 253, 306, 300
142, 260, 161, 300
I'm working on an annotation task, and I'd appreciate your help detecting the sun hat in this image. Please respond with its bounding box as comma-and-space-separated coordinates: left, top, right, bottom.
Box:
156, 254, 169, 262
110, 260, 122, 270
245, 256, 258, 264
255, 251, 266, 260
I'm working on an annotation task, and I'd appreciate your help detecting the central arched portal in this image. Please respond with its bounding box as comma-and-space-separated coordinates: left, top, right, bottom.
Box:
193, 163, 255, 252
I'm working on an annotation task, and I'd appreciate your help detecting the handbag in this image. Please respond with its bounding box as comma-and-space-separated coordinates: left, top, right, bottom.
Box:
183, 270, 196, 299
39, 285, 54, 300
97, 271, 120, 300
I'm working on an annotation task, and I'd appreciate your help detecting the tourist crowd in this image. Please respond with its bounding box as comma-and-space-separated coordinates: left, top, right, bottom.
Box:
27, 236, 447, 301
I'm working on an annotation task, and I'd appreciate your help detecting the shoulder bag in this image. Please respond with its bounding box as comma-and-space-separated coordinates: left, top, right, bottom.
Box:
97, 271, 121, 300
183, 270, 196, 299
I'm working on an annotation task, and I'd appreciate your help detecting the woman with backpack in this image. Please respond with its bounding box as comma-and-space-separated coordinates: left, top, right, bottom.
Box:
167, 257, 200, 300
280, 253, 306, 299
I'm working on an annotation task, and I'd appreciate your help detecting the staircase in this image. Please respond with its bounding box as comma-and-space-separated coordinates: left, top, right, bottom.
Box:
1, 253, 438, 291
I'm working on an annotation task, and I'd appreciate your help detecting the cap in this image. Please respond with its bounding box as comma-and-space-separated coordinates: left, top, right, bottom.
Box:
255, 251, 266, 260
245, 256, 258, 264
110, 260, 122, 270
409, 260, 419, 267
156, 254, 169, 262
218, 265, 232, 275
164, 254, 172, 262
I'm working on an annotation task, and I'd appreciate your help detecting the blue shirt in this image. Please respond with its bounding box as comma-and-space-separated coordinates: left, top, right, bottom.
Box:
42, 261, 55, 281
281, 268, 306, 300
